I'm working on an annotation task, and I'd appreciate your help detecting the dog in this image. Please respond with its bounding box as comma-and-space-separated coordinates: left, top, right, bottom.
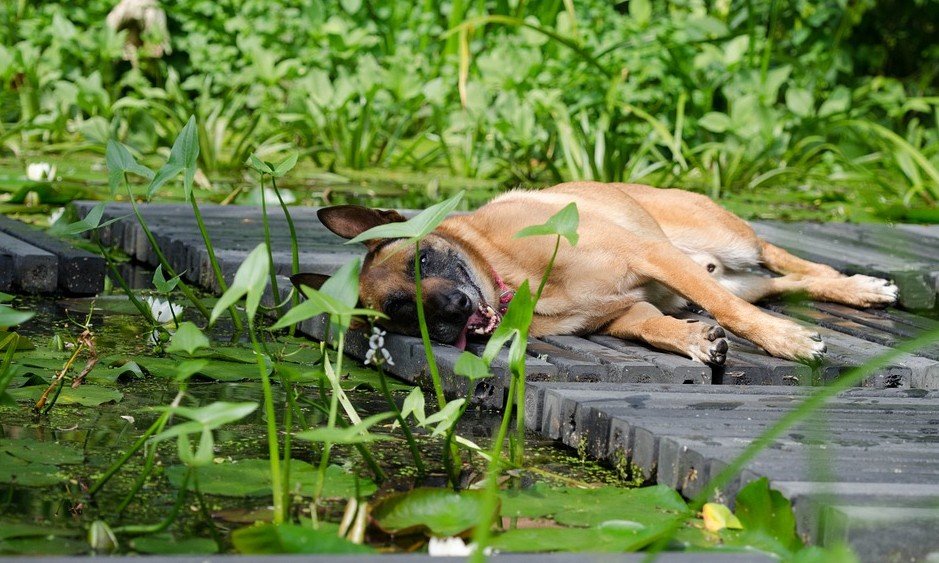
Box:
296, 182, 898, 364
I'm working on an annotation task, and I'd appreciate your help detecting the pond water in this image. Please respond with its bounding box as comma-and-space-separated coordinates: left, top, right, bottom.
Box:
1, 288, 637, 556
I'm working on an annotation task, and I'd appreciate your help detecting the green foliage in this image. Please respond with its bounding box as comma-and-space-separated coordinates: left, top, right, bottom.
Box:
232, 523, 373, 554
210, 243, 269, 325
165, 322, 209, 356
165, 460, 376, 499
348, 191, 465, 245
515, 202, 580, 246
371, 488, 488, 536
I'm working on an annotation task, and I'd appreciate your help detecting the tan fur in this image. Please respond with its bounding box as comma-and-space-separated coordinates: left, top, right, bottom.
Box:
433, 182, 897, 362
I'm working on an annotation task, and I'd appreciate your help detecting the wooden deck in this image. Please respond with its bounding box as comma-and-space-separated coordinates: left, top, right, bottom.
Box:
36, 200, 939, 561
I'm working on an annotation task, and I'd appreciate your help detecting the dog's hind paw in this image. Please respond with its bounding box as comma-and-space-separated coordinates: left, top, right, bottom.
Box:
687, 324, 728, 366
842, 274, 899, 308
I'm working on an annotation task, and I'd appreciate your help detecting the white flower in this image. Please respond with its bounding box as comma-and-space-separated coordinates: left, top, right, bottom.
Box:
48, 207, 65, 225
145, 296, 183, 324
364, 327, 394, 367
427, 537, 491, 557
26, 162, 56, 182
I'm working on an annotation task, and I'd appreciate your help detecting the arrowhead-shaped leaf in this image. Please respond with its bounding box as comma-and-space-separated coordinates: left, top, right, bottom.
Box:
348, 191, 464, 245
515, 202, 579, 246
148, 116, 200, 200
105, 140, 154, 196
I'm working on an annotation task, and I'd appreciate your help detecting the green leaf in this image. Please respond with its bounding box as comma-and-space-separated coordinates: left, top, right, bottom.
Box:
455, 352, 491, 380
348, 191, 464, 245
148, 116, 200, 200
0, 454, 64, 487
246, 154, 273, 174
818, 87, 851, 118
0, 305, 34, 328
0, 438, 84, 465
421, 399, 465, 436
174, 359, 209, 382
482, 280, 532, 365
500, 484, 690, 528
371, 488, 488, 536
233, 523, 373, 554
152, 401, 258, 441
165, 460, 376, 499
732, 477, 802, 555
105, 139, 154, 196
785, 88, 814, 117
491, 522, 661, 552
294, 412, 393, 444
210, 244, 269, 325
698, 112, 732, 133
514, 202, 579, 246
271, 152, 299, 177
165, 322, 210, 356
152, 264, 181, 293
131, 535, 218, 555
47, 202, 127, 237
629, 0, 651, 25
400, 387, 426, 424
6, 384, 122, 406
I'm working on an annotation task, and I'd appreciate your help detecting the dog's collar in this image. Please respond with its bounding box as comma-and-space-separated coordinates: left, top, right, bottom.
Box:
492, 269, 514, 315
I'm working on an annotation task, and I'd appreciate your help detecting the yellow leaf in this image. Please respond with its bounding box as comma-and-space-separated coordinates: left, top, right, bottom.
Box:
702, 502, 743, 532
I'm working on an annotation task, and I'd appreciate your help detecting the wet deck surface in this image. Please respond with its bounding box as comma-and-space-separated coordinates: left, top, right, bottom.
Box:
44, 200, 939, 561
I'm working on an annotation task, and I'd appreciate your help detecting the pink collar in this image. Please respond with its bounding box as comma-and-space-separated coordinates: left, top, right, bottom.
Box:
492, 269, 514, 315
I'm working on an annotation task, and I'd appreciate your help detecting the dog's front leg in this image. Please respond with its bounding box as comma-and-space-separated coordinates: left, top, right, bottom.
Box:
631, 241, 826, 362
604, 301, 728, 365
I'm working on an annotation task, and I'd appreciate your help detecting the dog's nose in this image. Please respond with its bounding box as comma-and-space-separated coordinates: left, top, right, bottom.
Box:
433, 289, 474, 318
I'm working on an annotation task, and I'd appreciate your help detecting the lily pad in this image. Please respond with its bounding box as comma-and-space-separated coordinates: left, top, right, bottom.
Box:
500, 484, 690, 528
7, 384, 123, 406
232, 523, 372, 554
0, 437, 84, 465
0, 537, 87, 555
165, 460, 376, 499
490, 521, 660, 552
0, 522, 79, 541
371, 488, 488, 536
0, 454, 64, 487
131, 535, 219, 555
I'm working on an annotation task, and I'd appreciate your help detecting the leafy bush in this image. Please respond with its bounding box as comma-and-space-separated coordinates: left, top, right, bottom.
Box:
1, 0, 937, 205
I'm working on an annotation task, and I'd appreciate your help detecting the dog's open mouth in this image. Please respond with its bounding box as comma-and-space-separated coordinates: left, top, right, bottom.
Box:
454, 302, 502, 350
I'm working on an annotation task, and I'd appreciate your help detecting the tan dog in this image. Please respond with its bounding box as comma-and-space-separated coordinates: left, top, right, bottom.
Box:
305, 182, 898, 364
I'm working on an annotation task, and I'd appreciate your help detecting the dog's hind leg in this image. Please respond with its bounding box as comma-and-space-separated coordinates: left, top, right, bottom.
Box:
720, 272, 899, 308
604, 302, 728, 365
630, 241, 826, 361
759, 240, 842, 278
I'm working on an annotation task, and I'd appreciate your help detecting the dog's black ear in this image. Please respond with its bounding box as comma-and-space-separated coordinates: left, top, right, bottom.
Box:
317, 205, 406, 247
290, 273, 330, 293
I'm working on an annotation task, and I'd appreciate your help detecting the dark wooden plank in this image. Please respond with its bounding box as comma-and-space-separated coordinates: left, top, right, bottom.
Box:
0, 215, 105, 294
0, 231, 57, 294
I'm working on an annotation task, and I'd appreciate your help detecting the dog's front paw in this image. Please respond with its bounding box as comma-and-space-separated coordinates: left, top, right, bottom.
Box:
686, 324, 728, 366
754, 317, 826, 363
841, 274, 899, 308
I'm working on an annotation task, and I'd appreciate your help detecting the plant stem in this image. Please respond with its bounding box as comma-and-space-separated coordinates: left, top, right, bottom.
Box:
257, 173, 284, 317
313, 331, 344, 501
413, 242, 445, 408
189, 197, 244, 333
377, 365, 426, 478
470, 373, 518, 562
90, 409, 171, 497
124, 180, 211, 320
112, 467, 192, 535
249, 324, 283, 524
270, 175, 300, 295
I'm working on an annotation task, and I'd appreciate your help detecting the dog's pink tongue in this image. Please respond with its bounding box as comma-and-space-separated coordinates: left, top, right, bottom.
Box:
455, 326, 469, 350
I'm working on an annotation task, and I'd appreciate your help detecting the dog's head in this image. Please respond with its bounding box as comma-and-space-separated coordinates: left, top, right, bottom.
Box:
292, 205, 503, 349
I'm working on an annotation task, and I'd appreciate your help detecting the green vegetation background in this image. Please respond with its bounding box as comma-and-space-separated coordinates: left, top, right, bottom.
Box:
2, 0, 938, 221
